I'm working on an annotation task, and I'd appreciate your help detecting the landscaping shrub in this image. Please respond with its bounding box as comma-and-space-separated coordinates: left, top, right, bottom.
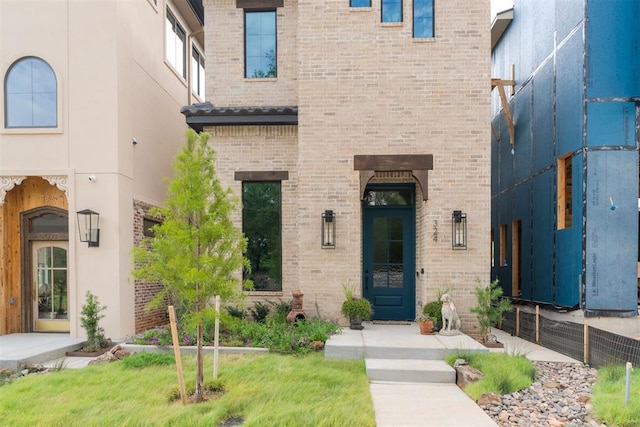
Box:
446, 351, 536, 400
133, 313, 341, 354
249, 301, 271, 323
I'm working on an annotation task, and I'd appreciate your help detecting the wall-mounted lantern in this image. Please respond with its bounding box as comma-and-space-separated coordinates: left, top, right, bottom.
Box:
321, 210, 335, 249
77, 209, 100, 247
452, 210, 467, 250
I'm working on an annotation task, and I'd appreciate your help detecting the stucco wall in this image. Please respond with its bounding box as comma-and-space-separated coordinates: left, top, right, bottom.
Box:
0, 0, 200, 338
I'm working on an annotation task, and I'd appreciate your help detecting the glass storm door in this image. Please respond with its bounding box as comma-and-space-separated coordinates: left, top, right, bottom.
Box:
33, 241, 69, 332
362, 186, 416, 320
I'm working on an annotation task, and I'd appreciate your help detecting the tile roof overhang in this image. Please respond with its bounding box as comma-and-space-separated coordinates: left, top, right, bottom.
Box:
181, 102, 298, 131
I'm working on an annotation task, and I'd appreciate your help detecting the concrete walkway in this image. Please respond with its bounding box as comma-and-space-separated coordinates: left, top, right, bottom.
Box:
324, 323, 581, 427
0, 333, 86, 372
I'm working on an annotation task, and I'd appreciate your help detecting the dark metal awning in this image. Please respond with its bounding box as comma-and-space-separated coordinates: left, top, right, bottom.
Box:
181, 102, 298, 131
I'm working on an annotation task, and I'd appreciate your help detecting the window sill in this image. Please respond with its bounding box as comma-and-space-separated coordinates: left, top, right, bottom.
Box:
412, 37, 436, 43
244, 77, 278, 82
2, 127, 64, 135
349, 7, 372, 12
244, 290, 284, 296
381, 22, 403, 28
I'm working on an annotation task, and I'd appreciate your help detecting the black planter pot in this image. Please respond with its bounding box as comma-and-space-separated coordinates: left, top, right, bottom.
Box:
349, 317, 364, 330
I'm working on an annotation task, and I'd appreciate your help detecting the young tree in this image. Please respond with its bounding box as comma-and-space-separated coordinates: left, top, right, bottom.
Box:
470, 278, 513, 343
133, 129, 250, 402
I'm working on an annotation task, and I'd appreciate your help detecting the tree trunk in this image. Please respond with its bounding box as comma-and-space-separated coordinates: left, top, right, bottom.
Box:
194, 321, 204, 402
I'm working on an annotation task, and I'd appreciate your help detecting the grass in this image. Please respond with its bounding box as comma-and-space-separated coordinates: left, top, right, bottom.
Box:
445, 351, 536, 401
592, 364, 640, 427
0, 352, 375, 427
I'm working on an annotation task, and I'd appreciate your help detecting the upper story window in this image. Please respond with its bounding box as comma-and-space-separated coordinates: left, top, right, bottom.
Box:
382, 0, 402, 23
5, 57, 57, 128
413, 0, 434, 38
350, 0, 371, 6
166, 7, 186, 79
245, 10, 277, 78
191, 46, 205, 99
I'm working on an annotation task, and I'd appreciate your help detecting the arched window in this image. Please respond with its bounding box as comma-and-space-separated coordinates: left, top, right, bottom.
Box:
4, 57, 57, 128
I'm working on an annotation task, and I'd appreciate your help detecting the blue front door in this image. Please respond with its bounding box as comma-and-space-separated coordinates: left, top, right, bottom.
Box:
362, 186, 416, 320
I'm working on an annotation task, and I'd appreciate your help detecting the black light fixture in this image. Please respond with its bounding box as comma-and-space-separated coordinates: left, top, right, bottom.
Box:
77, 209, 100, 247
452, 210, 467, 250
321, 210, 335, 249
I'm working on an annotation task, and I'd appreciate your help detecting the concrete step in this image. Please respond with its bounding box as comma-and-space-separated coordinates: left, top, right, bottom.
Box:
366, 358, 456, 384
324, 325, 488, 360
0, 336, 86, 373
325, 341, 451, 360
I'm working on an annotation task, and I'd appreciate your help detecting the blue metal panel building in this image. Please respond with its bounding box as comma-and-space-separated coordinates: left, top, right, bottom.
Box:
491, 0, 639, 317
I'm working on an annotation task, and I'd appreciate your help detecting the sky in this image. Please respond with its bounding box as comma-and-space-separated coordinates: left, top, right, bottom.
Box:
491, 0, 514, 18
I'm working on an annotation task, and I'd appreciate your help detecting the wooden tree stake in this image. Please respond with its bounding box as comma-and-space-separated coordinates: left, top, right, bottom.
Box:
169, 305, 187, 405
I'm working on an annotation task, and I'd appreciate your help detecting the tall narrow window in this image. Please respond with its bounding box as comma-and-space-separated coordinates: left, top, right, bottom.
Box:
499, 224, 508, 267
350, 0, 371, 7
491, 228, 495, 268
191, 46, 206, 99
242, 182, 282, 291
557, 154, 573, 229
5, 57, 57, 128
382, 0, 402, 23
413, 0, 434, 38
166, 8, 186, 78
512, 219, 522, 297
245, 11, 277, 78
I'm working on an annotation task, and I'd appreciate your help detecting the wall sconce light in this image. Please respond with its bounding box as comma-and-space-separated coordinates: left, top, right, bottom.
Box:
321, 210, 335, 249
77, 209, 100, 247
452, 210, 467, 250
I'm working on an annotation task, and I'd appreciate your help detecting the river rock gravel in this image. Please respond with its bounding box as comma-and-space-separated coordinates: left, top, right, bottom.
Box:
479, 361, 607, 427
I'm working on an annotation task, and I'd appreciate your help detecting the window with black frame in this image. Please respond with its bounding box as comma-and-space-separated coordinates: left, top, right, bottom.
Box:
413, 0, 434, 38
242, 182, 282, 291
381, 0, 402, 23
245, 10, 277, 78
166, 7, 186, 78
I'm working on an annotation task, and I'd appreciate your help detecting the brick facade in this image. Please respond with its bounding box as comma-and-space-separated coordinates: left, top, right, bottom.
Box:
133, 200, 168, 333
202, 0, 490, 333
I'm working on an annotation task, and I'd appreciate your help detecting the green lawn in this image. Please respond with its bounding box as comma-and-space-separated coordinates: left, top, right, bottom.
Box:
592, 364, 640, 427
0, 352, 375, 427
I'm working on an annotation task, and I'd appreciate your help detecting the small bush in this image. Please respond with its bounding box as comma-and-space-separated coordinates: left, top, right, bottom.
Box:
268, 299, 293, 323
422, 301, 443, 327
80, 291, 107, 349
249, 301, 271, 323
132, 327, 174, 347
121, 352, 175, 369
225, 305, 246, 319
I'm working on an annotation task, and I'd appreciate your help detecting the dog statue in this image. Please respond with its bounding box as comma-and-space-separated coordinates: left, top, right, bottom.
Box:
440, 293, 461, 335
